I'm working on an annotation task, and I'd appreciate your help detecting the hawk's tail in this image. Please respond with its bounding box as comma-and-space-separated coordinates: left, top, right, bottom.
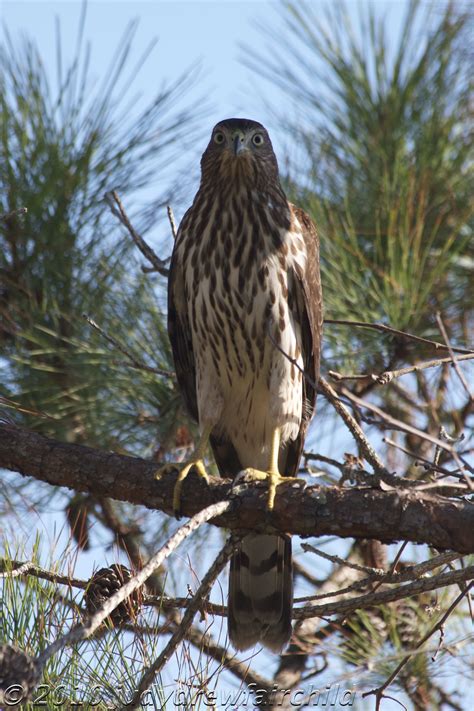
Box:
228, 533, 293, 652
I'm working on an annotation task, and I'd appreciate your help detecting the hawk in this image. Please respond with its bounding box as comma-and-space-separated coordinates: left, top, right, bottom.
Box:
164, 118, 322, 651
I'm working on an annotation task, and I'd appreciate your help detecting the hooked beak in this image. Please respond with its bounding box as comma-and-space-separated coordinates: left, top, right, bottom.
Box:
232, 132, 246, 156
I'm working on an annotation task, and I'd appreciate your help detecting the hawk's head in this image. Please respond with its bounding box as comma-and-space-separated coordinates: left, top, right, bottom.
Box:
201, 118, 279, 187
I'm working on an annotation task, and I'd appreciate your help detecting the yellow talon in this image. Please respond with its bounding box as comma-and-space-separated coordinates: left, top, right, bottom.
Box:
243, 467, 299, 510
172, 458, 209, 514
242, 428, 299, 510
155, 426, 212, 517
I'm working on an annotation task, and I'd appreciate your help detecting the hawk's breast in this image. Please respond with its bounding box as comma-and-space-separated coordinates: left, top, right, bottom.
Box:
179, 191, 307, 469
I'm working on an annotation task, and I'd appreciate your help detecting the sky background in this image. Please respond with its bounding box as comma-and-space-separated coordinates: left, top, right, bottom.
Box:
3, 2, 458, 708
2, 0, 409, 214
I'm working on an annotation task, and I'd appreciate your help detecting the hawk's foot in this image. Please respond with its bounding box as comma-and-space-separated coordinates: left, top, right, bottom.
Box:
241, 468, 300, 511
155, 459, 209, 518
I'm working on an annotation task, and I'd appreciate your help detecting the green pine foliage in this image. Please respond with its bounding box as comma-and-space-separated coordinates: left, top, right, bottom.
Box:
0, 13, 201, 452
247, 0, 474, 373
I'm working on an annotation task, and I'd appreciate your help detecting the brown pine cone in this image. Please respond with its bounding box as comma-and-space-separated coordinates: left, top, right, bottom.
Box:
84, 564, 142, 627
0, 645, 39, 706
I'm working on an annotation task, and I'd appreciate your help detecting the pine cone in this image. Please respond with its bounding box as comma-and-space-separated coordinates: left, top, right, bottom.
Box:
0, 645, 39, 706
84, 564, 142, 626
397, 601, 422, 648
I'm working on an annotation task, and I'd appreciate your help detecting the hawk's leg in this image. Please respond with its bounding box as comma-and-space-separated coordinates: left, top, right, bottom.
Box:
244, 428, 300, 510
155, 424, 212, 517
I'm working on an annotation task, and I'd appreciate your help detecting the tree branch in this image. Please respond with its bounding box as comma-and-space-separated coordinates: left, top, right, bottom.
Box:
324, 319, 474, 355
1, 423, 473, 553
295, 565, 474, 620
435, 311, 474, 401
105, 191, 170, 277
36, 501, 230, 668
124, 538, 234, 710
362, 580, 474, 709
328, 352, 474, 385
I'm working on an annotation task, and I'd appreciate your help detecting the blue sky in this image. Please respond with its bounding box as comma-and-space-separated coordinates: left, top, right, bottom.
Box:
2, 0, 409, 211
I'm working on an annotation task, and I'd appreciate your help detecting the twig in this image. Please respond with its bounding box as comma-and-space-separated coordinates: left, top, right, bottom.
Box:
370, 542, 408, 594
82, 313, 174, 378
301, 543, 385, 576
435, 311, 473, 400
36, 501, 230, 668
0, 559, 88, 588
328, 352, 474, 385
295, 551, 461, 604
185, 623, 271, 689
8, 550, 459, 621
145, 593, 226, 617
105, 190, 170, 277
303, 451, 347, 472
362, 581, 474, 708
318, 378, 394, 483
167, 205, 178, 241
339, 386, 474, 474
431, 623, 445, 662
383, 437, 461, 479
0, 207, 28, 221
295, 565, 474, 620
293, 560, 325, 588
123, 537, 234, 710
324, 319, 474, 355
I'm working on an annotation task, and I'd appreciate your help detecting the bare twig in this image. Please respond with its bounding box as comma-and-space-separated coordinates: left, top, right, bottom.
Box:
185, 623, 271, 689
295, 566, 474, 620
328, 352, 474, 385
370, 542, 408, 594
105, 190, 170, 276
339, 386, 474, 475
124, 537, 234, 710
36, 501, 230, 668
167, 205, 178, 241
6, 550, 459, 619
318, 378, 393, 483
324, 319, 474, 355
362, 581, 474, 708
303, 451, 348, 473
301, 543, 384, 576
383, 437, 461, 479
295, 551, 461, 604
0, 559, 88, 588
83, 313, 174, 378
435, 311, 473, 400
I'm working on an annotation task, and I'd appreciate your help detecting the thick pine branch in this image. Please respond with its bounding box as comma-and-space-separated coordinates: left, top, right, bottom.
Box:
1, 423, 473, 553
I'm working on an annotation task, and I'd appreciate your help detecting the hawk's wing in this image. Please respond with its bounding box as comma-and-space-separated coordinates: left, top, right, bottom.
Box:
168, 231, 198, 423
168, 220, 242, 476
284, 204, 323, 476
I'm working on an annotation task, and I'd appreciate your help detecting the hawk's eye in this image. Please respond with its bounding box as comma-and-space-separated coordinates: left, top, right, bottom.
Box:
214, 131, 225, 145
252, 133, 265, 146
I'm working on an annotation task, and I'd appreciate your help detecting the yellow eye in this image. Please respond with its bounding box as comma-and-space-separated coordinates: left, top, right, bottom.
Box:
214, 131, 225, 145
252, 133, 264, 146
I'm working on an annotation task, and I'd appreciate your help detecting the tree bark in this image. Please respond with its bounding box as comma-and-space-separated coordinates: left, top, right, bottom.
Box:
1, 423, 473, 553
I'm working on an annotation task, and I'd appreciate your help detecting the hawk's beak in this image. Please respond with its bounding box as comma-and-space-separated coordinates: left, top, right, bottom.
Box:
233, 132, 246, 156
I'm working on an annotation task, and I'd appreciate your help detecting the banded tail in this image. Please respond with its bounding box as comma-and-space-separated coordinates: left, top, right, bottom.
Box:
228, 533, 293, 651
